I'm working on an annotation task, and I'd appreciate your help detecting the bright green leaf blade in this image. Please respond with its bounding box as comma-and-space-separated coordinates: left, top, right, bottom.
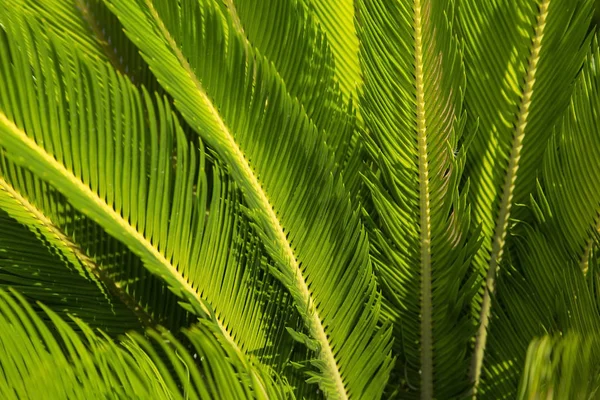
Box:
0, 0, 160, 90
220, 0, 360, 184
298, 0, 362, 106
0, 288, 283, 399
104, 0, 393, 397
0, 17, 296, 394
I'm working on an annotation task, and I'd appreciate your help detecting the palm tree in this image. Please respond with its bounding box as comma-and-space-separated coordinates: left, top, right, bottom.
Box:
0, 0, 599, 398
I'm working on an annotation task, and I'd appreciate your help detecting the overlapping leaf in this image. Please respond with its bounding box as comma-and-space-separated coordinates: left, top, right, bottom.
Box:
298, 0, 362, 105
0, 0, 159, 90
219, 0, 363, 196
458, 0, 594, 391
0, 289, 284, 399
0, 1, 598, 399
0, 14, 299, 395
104, 0, 393, 397
356, 0, 480, 398
532, 37, 600, 272
479, 36, 600, 398
0, 198, 145, 334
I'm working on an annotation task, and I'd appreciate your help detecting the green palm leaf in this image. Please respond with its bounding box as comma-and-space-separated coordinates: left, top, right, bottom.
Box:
0, 193, 147, 333
479, 36, 600, 398
532, 36, 600, 272
0, 14, 300, 395
0, 1, 599, 398
104, 0, 393, 398
356, 0, 480, 397
458, 0, 594, 391
0, 288, 285, 399
481, 231, 600, 398
217, 0, 362, 195
0, 0, 159, 90
298, 0, 362, 105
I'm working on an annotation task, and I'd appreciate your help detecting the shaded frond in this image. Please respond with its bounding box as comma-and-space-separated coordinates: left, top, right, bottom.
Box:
0, 197, 147, 333
478, 35, 600, 399
458, 0, 594, 390
532, 36, 600, 271
357, 0, 480, 398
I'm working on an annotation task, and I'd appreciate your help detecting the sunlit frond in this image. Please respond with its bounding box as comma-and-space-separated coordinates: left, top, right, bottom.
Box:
104, 0, 393, 398
0, 14, 300, 394
356, 0, 480, 397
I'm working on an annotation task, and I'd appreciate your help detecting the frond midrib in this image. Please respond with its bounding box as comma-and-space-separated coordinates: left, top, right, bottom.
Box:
413, 0, 433, 398
0, 175, 156, 328
0, 111, 268, 394
470, 0, 550, 393
143, 1, 348, 397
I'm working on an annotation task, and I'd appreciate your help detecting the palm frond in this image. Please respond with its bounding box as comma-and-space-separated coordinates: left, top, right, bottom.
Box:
518, 334, 600, 399
0, 0, 158, 89
104, 0, 393, 397
218, 0, 362, 196
298, 0, 362, 105
479, 231, 580, 398
458, 0, 594, 390
356, 0, 480, 398
0, 14, 301, 394
0, 195, 147, 333
0, 154, 194, 332
481, 233, 600, 398
219, 0, 337, 124
479, 38, 600, 397
532, 36, 600, 272
0, 288, 286, 399
1, 1, 599, 398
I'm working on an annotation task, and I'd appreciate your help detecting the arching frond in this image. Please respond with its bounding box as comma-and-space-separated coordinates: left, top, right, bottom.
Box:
0, 15, 301, 395
219, 0, 338, 125
218, 0, 362, 196
104, 0, 393, 398
1, 1, 599, 398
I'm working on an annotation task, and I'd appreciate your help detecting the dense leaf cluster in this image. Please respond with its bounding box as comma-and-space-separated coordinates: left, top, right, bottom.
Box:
0, 0, 599, 399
